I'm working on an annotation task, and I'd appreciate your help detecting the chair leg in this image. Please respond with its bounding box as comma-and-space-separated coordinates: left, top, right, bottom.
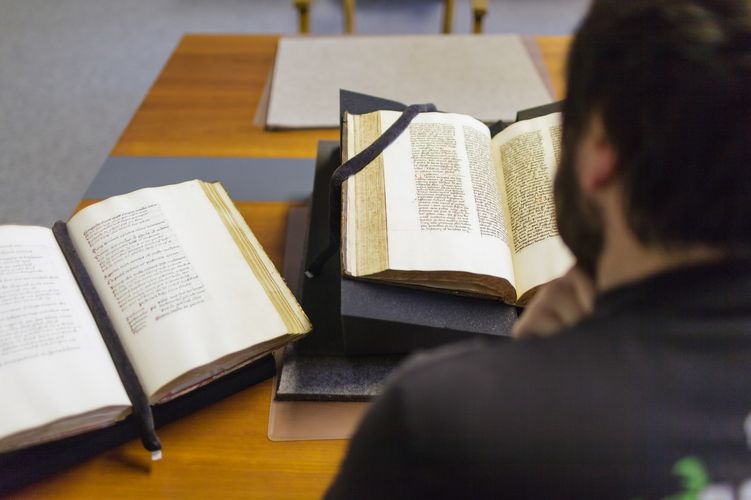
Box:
343, 0, 356, 34
471, 0, 488, 34
294, 0, 312, 34
442, 0, 455, 34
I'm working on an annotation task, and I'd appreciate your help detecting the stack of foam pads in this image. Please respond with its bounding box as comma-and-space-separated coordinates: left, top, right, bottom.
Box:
275, 139, 519, 403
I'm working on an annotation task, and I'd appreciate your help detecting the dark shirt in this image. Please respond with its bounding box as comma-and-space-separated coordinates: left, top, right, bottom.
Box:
326, 259, 751, 499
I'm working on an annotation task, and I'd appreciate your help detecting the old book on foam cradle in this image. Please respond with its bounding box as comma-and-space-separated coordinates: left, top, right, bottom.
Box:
300, 138, 518, 357
341, 92, 573, 306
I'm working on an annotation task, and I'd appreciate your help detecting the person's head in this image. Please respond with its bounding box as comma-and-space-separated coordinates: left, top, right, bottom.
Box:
555, 0, 751, 278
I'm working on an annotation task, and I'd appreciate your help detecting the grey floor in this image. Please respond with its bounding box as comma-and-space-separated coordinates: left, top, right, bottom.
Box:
0, 0, 589, 226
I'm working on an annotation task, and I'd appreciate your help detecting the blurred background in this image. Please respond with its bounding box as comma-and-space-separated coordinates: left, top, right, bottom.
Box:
0, 0, 589, 226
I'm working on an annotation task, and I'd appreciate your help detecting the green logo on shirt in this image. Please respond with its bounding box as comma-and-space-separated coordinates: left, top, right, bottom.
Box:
663, 456, 710, 500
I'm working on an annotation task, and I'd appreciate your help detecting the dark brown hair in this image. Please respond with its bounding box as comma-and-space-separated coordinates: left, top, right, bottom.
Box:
563, 0, 751, 249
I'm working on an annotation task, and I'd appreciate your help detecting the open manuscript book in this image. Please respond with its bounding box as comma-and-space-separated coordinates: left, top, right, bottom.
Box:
343, 110, 573, 305
0, 180, 310, 453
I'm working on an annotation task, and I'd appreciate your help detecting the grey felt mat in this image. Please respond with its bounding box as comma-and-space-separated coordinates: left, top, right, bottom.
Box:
276, 345, 402, 401
267, 35, 553, 128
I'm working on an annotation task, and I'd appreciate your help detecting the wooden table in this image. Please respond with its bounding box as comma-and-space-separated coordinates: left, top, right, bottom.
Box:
16, 34, 570, 499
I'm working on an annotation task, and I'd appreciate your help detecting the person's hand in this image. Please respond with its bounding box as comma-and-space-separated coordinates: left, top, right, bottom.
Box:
512, 266, 595, 340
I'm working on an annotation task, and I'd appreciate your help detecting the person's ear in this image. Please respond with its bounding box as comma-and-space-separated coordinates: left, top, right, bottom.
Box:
578, 113, 618, 194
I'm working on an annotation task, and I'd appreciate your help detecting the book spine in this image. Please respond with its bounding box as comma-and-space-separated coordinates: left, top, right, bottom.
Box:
52, 221, 161, 457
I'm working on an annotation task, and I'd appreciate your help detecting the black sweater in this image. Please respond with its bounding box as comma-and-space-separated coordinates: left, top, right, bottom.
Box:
327, 259, 751, 499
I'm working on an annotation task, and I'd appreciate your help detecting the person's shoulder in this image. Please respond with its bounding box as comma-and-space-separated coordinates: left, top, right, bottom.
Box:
392, 319, 610, 395
384, 320, 633, 453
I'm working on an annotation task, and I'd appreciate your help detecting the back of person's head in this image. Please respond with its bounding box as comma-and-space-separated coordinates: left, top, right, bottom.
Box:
562, 0, 751, 251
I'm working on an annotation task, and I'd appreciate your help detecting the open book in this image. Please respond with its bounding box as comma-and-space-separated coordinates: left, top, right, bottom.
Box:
342, 109, 573, 305
0, 180, 310, 453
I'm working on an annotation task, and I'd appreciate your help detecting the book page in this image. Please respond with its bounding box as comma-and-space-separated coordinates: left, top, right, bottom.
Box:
346, 111, 516, 289
0, 226, 130, 452
66, 181, 293, 402
491, 113, 574, 300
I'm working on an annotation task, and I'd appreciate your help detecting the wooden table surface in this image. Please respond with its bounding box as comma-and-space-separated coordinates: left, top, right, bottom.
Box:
16, 34, 570, 499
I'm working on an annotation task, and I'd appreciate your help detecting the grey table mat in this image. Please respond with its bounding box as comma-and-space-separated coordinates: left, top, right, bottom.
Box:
84, 156, 315, 201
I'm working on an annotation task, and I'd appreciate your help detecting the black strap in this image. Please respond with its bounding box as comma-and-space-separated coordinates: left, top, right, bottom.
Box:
305, 103, 437, 277
52, 221, 162, 456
